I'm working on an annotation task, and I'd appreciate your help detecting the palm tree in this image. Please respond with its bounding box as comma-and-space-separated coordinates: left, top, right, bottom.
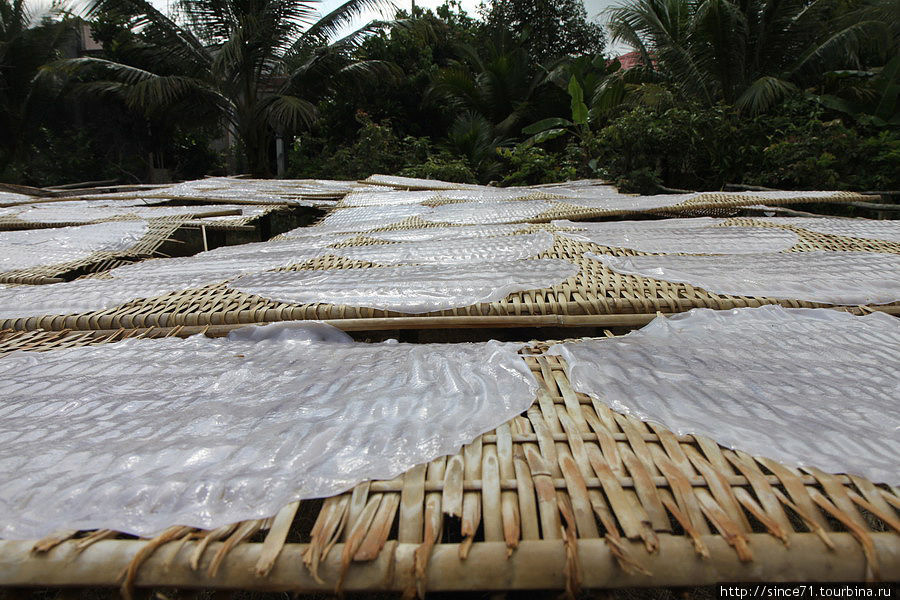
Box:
62, 0, 395, 176
606, 0, 896, 113
0, 0, 74, 172
430, 33, 559, 140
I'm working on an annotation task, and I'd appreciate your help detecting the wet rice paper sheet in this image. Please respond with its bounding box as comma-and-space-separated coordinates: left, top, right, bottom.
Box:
317, 205, 431, 231
0, 323, 538, 539
367, 224, 524, 242
0, 237, 334, 319
588, 251, 900, 305
230, 259, 580, 314
426, 200, 556, 225
558, 225, 798, 254
548, 306, 900, 483
331, 231, 555, 264
552, 217, 726, 229
0, 221, 150, 273
758, 217, 900, 243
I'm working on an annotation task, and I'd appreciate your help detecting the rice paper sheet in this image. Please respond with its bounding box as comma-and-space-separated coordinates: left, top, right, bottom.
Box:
362, 174, 480, 190
427, 200, 555, 225
0, 191, 33, 204
0, 221, 149, 273
368, 224, 524, 242
547, 306, 900, 483
340, 190, 441, 206
552, 217, 726, 230
0, 239, 332, 319
340, 188, 551, 207
556, 193, 688, 212
0, 323, 538, 538
588, 251, 900, 305
317, 205, 430, 231
331, 232, 555, 265
758, 217, 900, 243
15, 201, 272, 223
559, 225, 798, 254
230, 259, 580, 313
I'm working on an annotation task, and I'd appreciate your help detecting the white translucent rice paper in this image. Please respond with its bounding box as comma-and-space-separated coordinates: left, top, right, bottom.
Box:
427, 200, 555, 225
0, 221, 149, 273
438, 188, 554, 201
318, 205, 430, 231
0, 191, 33, 204
547, 306, 900, 483
556, 193, 689, 212
0, 238, 331, 319
552, 217, 725, 230
559, 225, 798, 254
340, 190, 441, 206
15, 201, 274, 223
0, 323, 538, 538
758, 217, 900, 243
230, 259, 580, 313
368, 224, 523, 242
536, 184, 626, 200
588, 251, 900, 305
362, 174, 479, 190
332, 232, 555, 265
341, 188, 550, 207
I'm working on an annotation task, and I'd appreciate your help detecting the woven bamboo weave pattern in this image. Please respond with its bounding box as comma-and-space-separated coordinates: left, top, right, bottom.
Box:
2, 229, 898, 331
0, 325, 896, 592
0, 218, 186, 285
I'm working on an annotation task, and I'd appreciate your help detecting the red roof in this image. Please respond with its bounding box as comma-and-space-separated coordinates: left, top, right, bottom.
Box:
616, 51, 645, 70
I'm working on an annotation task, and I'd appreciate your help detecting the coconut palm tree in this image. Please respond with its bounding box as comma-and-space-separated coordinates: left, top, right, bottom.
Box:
430, 33, 559, 140
62, 0, 395, 176
0, 0, 74, 172
606, 0, 896, 113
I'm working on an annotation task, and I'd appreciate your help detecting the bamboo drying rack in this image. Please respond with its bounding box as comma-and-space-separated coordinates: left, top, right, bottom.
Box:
0, 207, 246, 231
325, 189, 870, 223
0, 217, 188, 285
0, 324, 896, 594
2, 222, 898, 332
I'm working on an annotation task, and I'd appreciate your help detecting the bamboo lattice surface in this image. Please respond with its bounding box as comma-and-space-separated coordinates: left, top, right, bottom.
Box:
3, 219, 898, 332
0, 325, 896, 593
0, 218, 186, 285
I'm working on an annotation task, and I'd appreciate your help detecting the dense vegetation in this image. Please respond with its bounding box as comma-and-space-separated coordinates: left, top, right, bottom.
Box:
1, 0, 897, 190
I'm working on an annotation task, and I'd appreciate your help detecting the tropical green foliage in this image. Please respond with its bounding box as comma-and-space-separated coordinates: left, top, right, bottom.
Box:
1, 0, 897, 191
592, 100, 900, 192
605, 0, 897, 114
56, 0, 396, 176
0, 1, 74, 172
480, 0, 605, 61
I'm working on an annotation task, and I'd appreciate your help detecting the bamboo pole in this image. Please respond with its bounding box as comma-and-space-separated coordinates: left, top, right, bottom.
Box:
1, 534, 896, 590
50, 305, 900, 337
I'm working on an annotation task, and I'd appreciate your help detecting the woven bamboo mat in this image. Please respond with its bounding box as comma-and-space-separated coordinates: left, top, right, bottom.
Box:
3, 227, 898, 332
319, 191, 870, 224
189, 204, 290, 231
0, 207, 250, 231
0, 218, 186, 285
520, 191, 869, 222
0, 325, 896, 593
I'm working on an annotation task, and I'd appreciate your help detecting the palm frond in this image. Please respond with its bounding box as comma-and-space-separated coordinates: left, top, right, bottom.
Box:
261, 93, 317, 132
299, 0, 394, 46
86, 0, 210, 68
735, 75, 798, 113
